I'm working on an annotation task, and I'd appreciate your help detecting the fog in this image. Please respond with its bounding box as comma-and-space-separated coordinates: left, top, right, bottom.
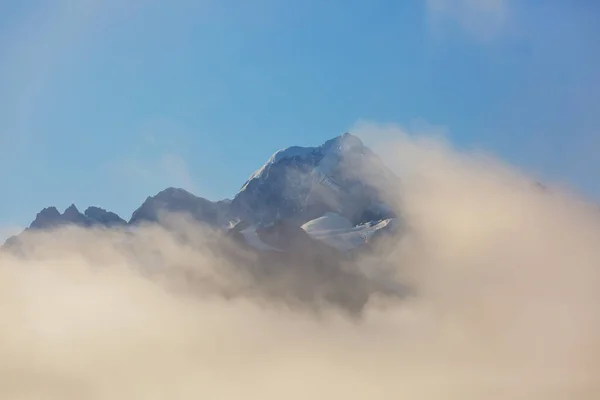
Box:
1, 127, 599, 399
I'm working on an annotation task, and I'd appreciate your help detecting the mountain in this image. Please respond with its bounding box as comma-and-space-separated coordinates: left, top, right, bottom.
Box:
225, 132, 399, 253
2, 204, 128, 253
129, 187, 231, 227
84, 206, 128, 227
4, 133, 399, 255
28, 204, 127, 230
231, 133, 397, 226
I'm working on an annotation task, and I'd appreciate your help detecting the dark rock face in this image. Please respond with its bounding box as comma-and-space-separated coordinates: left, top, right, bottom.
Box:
128, 187, 231, 227
29, 206, 63, 229
3, 204, 127, 255
84, 207, 127, 227
28, 204, 126, 230
62, 204, 93, 226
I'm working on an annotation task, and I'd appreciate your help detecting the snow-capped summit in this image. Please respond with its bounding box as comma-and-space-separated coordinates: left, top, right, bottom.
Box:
231, 132, 397, 226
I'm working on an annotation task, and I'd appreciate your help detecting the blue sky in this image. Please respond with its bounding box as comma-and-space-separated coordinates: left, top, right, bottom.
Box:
1, 0, 599, 231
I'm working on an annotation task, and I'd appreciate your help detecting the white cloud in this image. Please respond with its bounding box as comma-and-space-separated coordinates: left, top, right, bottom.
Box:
426, 0, 511, 41
0, 226, 23, 243
2, 125, 600, 398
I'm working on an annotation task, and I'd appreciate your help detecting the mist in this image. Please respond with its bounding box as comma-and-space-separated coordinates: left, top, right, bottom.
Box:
1, 127, 599, 399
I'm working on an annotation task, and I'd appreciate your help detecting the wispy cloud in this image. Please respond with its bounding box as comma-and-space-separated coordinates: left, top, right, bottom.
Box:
426, 0, 511, 41
110, 118, 199, 195
0, 225, 23, 243
2, 125, 600, 398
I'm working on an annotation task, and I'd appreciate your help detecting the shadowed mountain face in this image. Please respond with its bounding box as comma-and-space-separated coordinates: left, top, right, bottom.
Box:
28, 204, 127, 230
3, 204, 128, 255
5, 133, 399, 256
129, 187, 232, 227
220, 218, 404, 313
85, 206, 128, 227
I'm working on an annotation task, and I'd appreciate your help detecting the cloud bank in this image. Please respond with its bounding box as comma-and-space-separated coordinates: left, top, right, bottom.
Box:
1, 123, 599, 399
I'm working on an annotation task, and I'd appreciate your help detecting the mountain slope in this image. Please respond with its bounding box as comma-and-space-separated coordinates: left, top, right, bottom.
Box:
2, 204, 127, 253
28, 204, 127, 230
231, 133, 397, 227
4, 133, 399, 255
129, 187, 231, 227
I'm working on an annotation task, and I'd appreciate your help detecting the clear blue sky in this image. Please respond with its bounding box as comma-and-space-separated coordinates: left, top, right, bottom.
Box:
1, 0, 599, 230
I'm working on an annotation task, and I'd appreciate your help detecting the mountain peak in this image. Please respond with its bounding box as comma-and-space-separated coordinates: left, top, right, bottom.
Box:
25, 204, 127, 232
129, 187, 230, 226
39, 206, 61, 218
7, 132, 397, 255
63, 203, 80, 216
155, 187, 196, 200
84, 206, 127, 227
240, 133, 366, 191
232, 133, 395, 226
29, 207, 62, 229
322, 132, 364, 151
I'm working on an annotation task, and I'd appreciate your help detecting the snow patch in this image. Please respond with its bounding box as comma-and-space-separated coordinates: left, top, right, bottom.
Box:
301, 213, 353, 234
302, 216, 396, 252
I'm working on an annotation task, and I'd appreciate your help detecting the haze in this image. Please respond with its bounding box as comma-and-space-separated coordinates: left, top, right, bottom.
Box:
1, 126, 598, 399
